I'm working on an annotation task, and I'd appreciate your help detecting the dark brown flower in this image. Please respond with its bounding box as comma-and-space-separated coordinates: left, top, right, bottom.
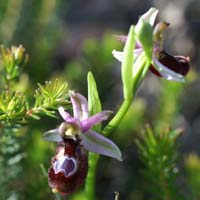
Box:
150, 51, 190, 77
48, 139, 88, 195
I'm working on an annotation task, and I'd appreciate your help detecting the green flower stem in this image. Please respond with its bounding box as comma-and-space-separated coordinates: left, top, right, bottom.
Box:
102, 97, 133, 136
84, 153, 99, 200
103, 55, 149, 135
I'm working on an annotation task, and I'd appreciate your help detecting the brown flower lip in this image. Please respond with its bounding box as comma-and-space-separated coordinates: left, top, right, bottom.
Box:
150, 51, 190, 77
48, 138, 88, 195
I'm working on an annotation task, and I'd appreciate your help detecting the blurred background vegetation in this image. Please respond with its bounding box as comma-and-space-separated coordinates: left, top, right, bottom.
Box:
0, 0, 199, 199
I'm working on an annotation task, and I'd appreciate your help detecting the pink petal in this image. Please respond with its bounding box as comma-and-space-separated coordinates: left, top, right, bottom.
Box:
114, 35, 128, 43
80, 110, 113, 132
58, 107, 78, 124
81, 130, 122, 161
69, 91, 89, 120
114, 35, 142, 48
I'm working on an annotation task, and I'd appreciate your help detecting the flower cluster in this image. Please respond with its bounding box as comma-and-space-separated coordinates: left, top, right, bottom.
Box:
44, 91, 122, 194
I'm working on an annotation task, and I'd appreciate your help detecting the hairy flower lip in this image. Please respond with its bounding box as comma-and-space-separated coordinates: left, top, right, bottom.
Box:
152, 51, 190, 77
48, 140, 88, 195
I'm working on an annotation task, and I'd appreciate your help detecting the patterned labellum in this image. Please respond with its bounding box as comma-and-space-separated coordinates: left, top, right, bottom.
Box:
48, 138, 88, 195
150, 51, 190, 77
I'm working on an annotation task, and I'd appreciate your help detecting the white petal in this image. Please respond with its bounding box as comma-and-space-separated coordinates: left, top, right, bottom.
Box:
112, 49, 143, 63
112, 50, 124, 62
152, 56, 185, 82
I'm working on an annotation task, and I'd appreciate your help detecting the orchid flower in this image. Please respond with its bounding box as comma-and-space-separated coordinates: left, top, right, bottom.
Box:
112, 7, 190, 82
43, 90, 122, 161
45, 91, 122, 194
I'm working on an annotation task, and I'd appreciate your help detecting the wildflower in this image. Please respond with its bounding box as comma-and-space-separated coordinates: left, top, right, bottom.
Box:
112, 8, 190, 82
44, 91, 122, 194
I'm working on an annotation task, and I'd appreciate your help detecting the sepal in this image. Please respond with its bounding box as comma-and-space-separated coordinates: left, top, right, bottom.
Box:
81, 130, 122, 161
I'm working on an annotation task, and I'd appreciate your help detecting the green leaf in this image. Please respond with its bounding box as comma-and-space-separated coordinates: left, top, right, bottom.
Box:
121, 25, 135, 100
0, 90, 27, 124
136, 126, 183, 199
135, 19, 153, 61
87, 71, 102, 132
86, 72, 102, 200
30, 79, 69, 119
